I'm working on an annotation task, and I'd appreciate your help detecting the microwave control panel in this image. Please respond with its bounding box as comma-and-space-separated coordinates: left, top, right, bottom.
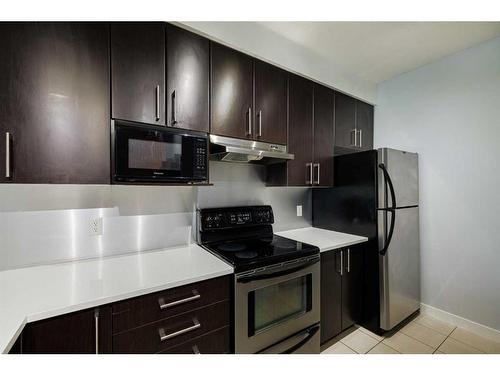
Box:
193, 138, 208, 176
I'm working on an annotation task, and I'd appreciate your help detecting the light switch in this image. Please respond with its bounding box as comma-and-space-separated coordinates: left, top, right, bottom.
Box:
296, 205, 302, 217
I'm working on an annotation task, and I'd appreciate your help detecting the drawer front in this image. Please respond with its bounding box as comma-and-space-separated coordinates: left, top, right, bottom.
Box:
158, 326, 230, 354
113, 300, 230, 353
112, 275, 230, 333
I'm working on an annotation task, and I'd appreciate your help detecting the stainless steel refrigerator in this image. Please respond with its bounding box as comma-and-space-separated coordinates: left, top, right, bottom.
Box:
312, 148, 420, 333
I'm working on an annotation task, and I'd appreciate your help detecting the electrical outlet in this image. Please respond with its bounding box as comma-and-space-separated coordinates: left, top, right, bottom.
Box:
296, 205, 302, 217
89, 217, 103, 236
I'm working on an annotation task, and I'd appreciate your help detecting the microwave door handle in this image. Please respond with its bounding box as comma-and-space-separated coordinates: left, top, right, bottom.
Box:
237, 257, 319, 284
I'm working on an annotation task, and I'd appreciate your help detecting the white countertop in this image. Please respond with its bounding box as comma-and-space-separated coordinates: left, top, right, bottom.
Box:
0, 244, 233, 354
276, 227, 368, 252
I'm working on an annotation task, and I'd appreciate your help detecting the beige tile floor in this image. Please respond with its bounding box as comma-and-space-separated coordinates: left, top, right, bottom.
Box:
321, 313, 500, 354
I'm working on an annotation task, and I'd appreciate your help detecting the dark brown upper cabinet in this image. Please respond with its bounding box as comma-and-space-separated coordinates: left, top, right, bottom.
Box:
166, 25, 209, 132
334, 92, 356, 153
313, 84, 335, 187
111, 22, 166, 126
0, 22, 110, 184
355, 100, 374, 151
254, 60, 288, 145
210, 42, 254, 140
334, 92, 374, 154
287, 74, 314, 186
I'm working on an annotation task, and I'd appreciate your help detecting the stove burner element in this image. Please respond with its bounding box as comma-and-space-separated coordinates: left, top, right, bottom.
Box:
218, 243, 247, 252
235, 251, 258, 259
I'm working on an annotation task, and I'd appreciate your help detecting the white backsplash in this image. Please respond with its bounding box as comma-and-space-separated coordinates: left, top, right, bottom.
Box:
0, 162, 311, 271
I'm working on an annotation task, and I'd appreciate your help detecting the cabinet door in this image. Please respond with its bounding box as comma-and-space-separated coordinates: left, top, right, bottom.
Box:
356, 100, 374, 151
211, 42, 253, 139
166, 25, 209, 132
320, 251, 343, 344
111, 22, 165, 125
0, 22, 110, 184
22, 307, 112, 354
288, 75, 313, 186
313, 84, 335, 187
341, 246, 363, 330
254, 60, 287, 144
334, 92, 356, 152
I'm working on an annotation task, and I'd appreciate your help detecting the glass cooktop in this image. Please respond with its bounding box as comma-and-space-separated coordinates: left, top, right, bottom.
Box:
203, 234, 319, 272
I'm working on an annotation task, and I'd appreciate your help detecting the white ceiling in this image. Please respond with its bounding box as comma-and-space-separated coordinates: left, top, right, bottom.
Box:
258, 22, 500, 84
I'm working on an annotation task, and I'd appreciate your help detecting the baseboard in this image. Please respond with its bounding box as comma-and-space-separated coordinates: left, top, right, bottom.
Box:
420, 303, 500, 342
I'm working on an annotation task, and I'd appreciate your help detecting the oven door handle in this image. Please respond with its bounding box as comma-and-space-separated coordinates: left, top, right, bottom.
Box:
237, 257, 319, 284
258, 324, 320, 354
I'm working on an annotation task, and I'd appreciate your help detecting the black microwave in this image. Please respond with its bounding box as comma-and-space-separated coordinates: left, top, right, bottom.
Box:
112, 120, 208, 183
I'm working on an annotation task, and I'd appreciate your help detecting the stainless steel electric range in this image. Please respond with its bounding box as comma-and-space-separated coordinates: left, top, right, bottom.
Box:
197, 205, 320, 354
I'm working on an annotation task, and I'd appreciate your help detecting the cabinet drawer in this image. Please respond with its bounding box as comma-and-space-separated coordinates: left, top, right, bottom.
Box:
158, 326, 230, 354
113, 300, 230, 353
112, 275, 230, 333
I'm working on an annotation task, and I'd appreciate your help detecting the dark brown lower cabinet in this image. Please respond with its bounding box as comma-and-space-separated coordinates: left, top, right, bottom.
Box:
341, 246, 363, 330
320, 244, 363, 344
113, 301, 230, 354
158, 326, 230, 354
20, 306, 112, 354
320, 250, 342, 343
10, 275, 231, 354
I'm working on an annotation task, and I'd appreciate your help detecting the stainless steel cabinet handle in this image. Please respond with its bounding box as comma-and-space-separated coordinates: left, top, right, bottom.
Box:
347, 248, 350, 273
5, 132, 10, 178
247, 108, 252, 136
94, 308, 99, 354
171, 90, 177, 125
340, 250, 344, 276
158, 318, 201, 342
306, 162, 313, 185
158, 290, 201, 310
359, 129, 363, 148
350, 129, 357, 147
313, 163, 320, 185
155, 85, 161, 121
258, 110, 262, 137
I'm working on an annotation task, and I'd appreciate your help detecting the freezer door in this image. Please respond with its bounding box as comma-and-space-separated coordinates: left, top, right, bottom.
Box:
378, 148, 419, 209
378, 206, 420, 331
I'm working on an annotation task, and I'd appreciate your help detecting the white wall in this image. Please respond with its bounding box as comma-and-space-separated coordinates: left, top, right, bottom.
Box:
375, 37, 500, 331
179, 22, 376, 103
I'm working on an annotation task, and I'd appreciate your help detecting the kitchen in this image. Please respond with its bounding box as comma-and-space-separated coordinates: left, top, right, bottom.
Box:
1, 3, 500, 372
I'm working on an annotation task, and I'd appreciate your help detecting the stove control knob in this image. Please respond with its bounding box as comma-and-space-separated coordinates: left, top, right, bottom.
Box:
255, 209, 271, 223
204, 214, 222, 229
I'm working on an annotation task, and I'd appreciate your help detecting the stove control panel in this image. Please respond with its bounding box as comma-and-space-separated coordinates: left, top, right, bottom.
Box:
199, 205, 274, 231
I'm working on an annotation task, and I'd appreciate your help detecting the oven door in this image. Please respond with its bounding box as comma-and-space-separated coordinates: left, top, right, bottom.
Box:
113, 120, 207, 182
234, 255, 320, 354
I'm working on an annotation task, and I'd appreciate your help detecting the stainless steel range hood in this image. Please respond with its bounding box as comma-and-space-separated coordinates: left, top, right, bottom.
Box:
209, 135, 294, 164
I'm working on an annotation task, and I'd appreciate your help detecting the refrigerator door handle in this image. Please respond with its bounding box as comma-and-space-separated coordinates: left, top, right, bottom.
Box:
379, 163, 397, 209
379, 209, 396, 256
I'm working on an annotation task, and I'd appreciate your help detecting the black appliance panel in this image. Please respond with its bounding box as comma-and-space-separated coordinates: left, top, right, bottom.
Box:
313, 150, 378, 240
113, 120, 208, 183
312, 150, 381, 334
198, 206, 319, 272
